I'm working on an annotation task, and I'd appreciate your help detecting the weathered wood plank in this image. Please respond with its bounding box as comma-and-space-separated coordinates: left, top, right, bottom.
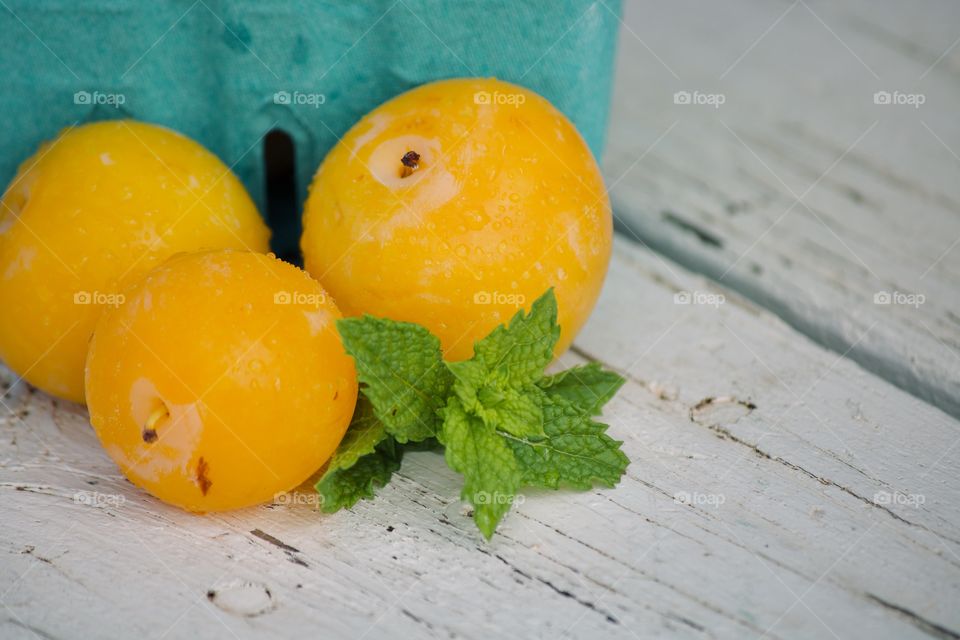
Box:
2, 238, 958, 639
604, 0, 960, 419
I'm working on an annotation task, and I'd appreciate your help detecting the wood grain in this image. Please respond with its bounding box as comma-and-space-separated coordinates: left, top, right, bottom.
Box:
604, 0, 960, 419
2, 239, 957, 639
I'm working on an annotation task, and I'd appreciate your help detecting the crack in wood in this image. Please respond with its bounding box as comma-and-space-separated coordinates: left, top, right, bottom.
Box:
485, 550, 620, 625
661, 210, 724, 248
4, 618, 61, 640
865, 593, 960, 640
250, 528, 300, 553
250, 529, 310, 568
400, 608, 435, 631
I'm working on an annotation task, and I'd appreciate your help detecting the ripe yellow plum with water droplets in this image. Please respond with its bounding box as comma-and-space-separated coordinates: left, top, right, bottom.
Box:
301, 78, 611, 360
0, 121, 270, 403
84, 251, 357, 512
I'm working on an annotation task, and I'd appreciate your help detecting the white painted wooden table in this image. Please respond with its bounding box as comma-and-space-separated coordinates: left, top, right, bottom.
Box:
3, 1, 959, 638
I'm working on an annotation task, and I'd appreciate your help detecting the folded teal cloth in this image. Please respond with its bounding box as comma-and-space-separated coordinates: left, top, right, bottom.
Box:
1, 0, 621, 254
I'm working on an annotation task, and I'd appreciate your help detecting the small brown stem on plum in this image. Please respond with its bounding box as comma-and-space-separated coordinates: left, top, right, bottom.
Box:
142, 404, 169, 443
400, 151, 420, 178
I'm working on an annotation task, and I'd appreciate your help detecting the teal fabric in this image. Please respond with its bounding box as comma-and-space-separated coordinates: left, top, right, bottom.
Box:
1, 0, 621, 254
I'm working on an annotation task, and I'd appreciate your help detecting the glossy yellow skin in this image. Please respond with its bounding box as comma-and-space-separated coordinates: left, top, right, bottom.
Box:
85, 251, 358, 512
0, 121, 270, 402
302, 78, 611, 360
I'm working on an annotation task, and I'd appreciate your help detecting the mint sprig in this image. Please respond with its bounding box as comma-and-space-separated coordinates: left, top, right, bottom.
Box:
315, 289, 628, 539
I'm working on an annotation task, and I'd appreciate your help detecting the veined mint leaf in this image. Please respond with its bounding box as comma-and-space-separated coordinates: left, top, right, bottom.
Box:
440, 397, 522, 540
315, 398, 400, 512
538, 363, 625, 415
326, 398, 386, 472
467, 289, 559, 385
448, 290, 560, 439
483, 384, 544, 438
338, 316, 453, 443
505, 391, 628, 490
315, 439, 402, 512
449, 360, 546, 439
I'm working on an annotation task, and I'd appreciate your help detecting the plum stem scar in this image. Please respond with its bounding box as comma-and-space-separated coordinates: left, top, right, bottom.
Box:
400, 150, 420, 178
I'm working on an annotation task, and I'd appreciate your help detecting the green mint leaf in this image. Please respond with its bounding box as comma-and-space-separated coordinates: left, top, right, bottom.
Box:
466, 289, 559, 385
337, 316, 453, 443
449, 359, 546, 439
325, 398, 386, 472
439, 397, 522, 540
505, 389, 628, 490
538, 363, 625, 415
448, 290, 559, 439
484, 385, 545, 438
315, 398, 401, 512
316, 438, 402, 513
